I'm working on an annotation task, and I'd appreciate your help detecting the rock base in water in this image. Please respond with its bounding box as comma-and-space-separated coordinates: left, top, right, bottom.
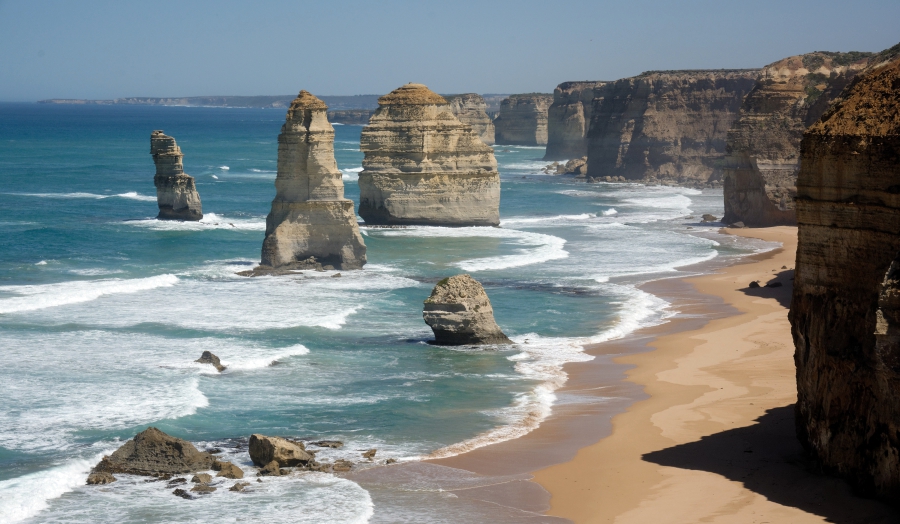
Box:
423, 274, 511, 345
195, 351, 225, 372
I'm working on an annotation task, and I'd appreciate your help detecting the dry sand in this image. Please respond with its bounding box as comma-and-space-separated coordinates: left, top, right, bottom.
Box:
534, 226, 899, 523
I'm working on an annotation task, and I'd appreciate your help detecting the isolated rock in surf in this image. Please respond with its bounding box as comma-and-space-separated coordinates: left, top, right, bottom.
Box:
90, 427, 215, 478
790, 44, 900, 502
358, 83, 501, 226
260, 90, 366, 270
151, 130, 202, 221
195, 350, 225, 372
444, 93, 495, 145
248, 434, 314, 467
423, 274, 511, 345
494, 93, 552, 146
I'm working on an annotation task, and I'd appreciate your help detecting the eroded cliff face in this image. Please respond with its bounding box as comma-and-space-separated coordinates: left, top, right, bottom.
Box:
585, 70, 758, 186
544, 81, 607, 160
723, 52, 872, 226
493, 94, 552, 146
260, 90, 366, 270
790, 46, 900, 502
358, 83, 500, 226
151, 131, 202, 221
444, 93, 495, 145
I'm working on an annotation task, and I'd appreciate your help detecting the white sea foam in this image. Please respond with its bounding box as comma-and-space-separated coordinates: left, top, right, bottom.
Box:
125, 213, 266, 231
211, 174, 219, 179
0, 274, 178, 314
341, 167, 363, 180
221, 344, 311, 371
34, 260, 48, 266
219, 165, 230, 170
602, 208, 618, 216
0, 453, 105, 523
6, 191, 156, 202
500, 213, 595, 226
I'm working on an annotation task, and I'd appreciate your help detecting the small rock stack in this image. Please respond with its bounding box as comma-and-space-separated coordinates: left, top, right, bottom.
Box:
151, 131, 202, 221
261, 91, 367, 270
423, 274, 511, 345
358, 83, 501, 226
494, 93, 552, 146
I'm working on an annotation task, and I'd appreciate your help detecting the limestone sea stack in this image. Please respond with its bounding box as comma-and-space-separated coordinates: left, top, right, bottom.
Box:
151, 131, 202, 221
423, 274, 511, 345
544, 81, 608, 160
586, 70, 758, 187
493, 93, 552, 146
260, 91, 366, 270
723, 51, 872, 226
357, 83, 501, 226
444, 93, 495, 145
790, 44, 900, 502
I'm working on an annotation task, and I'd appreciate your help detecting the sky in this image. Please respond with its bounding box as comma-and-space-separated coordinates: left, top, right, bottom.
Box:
0, 0, 898, 101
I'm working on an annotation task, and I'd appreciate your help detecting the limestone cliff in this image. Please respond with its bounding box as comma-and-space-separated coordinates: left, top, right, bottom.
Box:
327, 109, 375, 125
151, 131, 202, 221
423, 274, 511, 345
723, 52, 872, 226
357, 83, 501, 226
790, 44, 900, 503
444, 93, 495, 145
493, 94, 552, 146
585, 70, 759, 186
260, 91, 366, 270
544, 81, 608, 160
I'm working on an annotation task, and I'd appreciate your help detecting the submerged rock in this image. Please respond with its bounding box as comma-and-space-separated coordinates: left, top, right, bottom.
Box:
260, 91, 367, 270
248, 434, 313, 467
91, 427, 215, 477
229, 482, 251, 492
423, 275, 511, 345
195, 350, 225, 372
790, 44, 900, 502
358, 83, 501, 226
362, 449, 377, 460
150, 131, 202, 221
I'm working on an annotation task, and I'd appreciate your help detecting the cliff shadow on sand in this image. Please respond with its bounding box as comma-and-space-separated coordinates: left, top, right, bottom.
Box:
643, 406, 900, 523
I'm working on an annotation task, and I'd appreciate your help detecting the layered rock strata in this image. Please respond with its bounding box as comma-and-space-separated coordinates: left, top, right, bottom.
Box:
585, 70, 759, 186
151, 131, 202, 220
723, 52, 872, 226
494, 93, 552, 146
790, 45, 900, 502
260, 91, 366, 270
357, 83, 501, 226
544, 81, 608, 160
423, 274, 511, 345
444, 93, 495, 145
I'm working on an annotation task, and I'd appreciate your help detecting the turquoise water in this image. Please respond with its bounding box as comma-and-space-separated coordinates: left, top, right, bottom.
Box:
0, 103, 769, 522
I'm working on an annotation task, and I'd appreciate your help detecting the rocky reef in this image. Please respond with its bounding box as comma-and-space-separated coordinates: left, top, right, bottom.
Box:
723, 52, 872, 226
493, 93, 552, 146
260, 91, 366, 270
89, 427, 216, 483
790, 44, 900, 503
151, 131, 202, 220
444, 93, 495, 145
423, 274, 511, 345
357, 83, 501, 226
585, 70, 758, 186
544, 81, 608, 160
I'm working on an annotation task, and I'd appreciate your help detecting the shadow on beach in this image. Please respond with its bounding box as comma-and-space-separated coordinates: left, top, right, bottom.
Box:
642, 405, 900, 523
739, 269, 793, 309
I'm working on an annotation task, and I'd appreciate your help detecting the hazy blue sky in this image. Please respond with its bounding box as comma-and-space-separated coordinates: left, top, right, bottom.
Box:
1, 0, 898, 101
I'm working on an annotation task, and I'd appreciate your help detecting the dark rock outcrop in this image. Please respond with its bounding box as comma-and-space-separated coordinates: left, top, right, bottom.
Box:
260, 91, 367, 270
585, 70, 759, 187
91, 427, 215, 477
151, 131, 202, 221
723, 52, 872, 226
358, 83, 501, 226
195, 350, 225, 372
86, 471, 116, 485
790, 44, 900, 503
545, 81, 608, 160
444, 93, 495, 145
248, 434, 314, 467
212, 460, 244, 479
423, 274, 511, 345
494, 94, 553, 146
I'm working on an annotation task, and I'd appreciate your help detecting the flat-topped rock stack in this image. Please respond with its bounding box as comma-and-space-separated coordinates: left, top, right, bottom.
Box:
790, 44, 900, 503
444, 93, 495, 145
586, 70, 759, 186
357, 83, 501, 226
493, 93, 552, 146
723, 52, 872, 226
151, 131, 202, 221
544, 81, 608, 160
260, 90, 366, 270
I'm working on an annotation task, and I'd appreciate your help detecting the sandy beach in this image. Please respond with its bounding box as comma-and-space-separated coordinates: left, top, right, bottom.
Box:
533, 227, 899, 523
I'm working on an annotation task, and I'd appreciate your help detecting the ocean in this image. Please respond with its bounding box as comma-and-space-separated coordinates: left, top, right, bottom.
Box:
0, 103, 773, 522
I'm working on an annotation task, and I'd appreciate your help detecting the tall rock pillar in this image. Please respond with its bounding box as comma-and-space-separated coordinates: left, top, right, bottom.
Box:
151, 131, 202, 221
